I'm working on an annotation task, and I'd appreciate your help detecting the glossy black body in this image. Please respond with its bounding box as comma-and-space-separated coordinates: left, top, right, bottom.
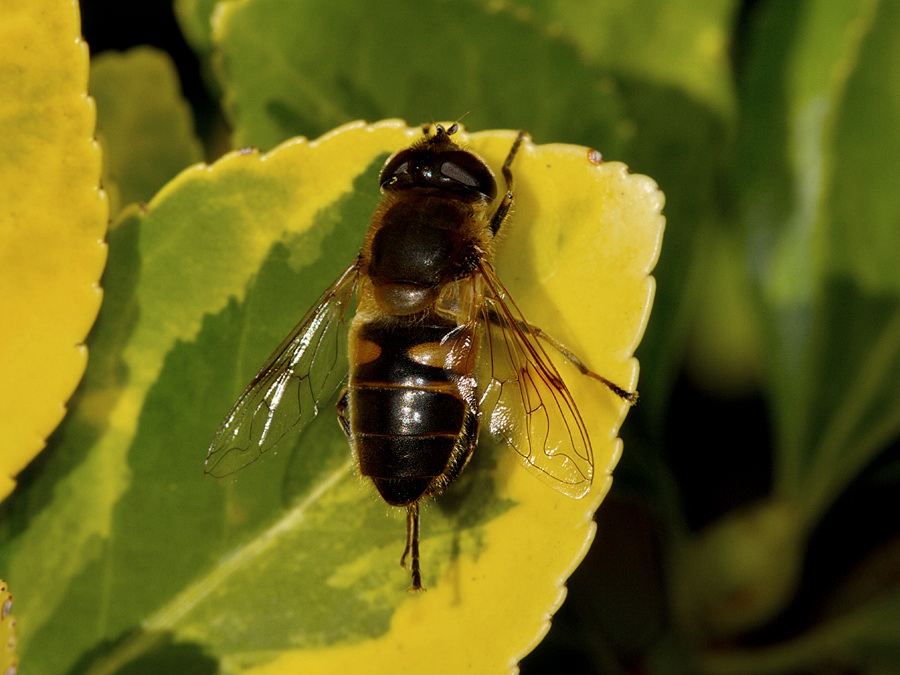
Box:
351, 320, 471, 506
344, 126, 493, 513
368, 195, 479, 289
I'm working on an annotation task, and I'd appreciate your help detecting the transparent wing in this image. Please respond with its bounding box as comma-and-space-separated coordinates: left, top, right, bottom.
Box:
476, 262, 594, 498
204, 262, 359, 478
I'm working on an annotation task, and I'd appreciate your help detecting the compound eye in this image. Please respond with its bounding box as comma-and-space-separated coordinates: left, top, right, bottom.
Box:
440, 151, 497, 200
380, 151, 412, 188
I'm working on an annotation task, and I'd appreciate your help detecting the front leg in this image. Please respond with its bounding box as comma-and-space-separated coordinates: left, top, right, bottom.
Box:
489, 130, 528, 235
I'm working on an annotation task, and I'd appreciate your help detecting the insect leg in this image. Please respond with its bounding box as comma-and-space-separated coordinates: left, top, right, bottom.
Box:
336, 388, 351, 438
428, 411, 479, 496
400, 502, 424, 592
489, 130, 529, 235
486, 307, 637, 404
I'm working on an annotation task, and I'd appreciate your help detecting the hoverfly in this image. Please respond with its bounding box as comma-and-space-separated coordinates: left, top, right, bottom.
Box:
205, 123, 636, 590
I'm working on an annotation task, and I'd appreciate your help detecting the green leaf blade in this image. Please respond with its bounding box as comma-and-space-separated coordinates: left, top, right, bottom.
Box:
91, 47, 204, 216
213, 0, 625, 151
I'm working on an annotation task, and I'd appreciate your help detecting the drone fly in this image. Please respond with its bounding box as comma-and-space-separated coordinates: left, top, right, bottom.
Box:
205, 123, 636, 590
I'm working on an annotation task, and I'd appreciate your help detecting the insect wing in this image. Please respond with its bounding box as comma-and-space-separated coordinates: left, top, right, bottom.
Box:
477, 263, 594, 497
204, 263, 359, 477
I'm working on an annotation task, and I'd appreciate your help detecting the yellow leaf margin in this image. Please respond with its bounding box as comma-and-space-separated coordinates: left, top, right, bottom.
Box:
0, 0, 107, 500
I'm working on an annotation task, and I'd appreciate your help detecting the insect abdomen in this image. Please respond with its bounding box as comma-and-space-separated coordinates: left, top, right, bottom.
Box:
349, 319, 471, 506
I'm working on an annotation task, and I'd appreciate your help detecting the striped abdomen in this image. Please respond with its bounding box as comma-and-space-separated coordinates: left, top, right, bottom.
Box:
348, 317, 477, 507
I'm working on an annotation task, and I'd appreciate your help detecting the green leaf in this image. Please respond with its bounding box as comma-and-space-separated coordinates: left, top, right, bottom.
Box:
1, 122, 662, 673
174, 0, 228, 55
509, 0, 738, 115
673, 0, 900, 642
739, 0, 900, 519
618, 77, 732, 413
827, 1, 900, 294
697, 583, 900, 674
212, 0, 625, 152
683, 227, 762, 396
91, 46, 204, 216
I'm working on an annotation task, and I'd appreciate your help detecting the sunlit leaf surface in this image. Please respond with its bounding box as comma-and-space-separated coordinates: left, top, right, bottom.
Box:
0, 0, 107, 501
0, 580, 18, 675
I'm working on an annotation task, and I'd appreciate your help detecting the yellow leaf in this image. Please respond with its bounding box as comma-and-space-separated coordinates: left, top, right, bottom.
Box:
0, 580, 18, 674
0, 0, 107, 500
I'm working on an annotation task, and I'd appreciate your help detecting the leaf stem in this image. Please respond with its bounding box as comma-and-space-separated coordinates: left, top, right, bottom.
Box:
799, 308, 900, 523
